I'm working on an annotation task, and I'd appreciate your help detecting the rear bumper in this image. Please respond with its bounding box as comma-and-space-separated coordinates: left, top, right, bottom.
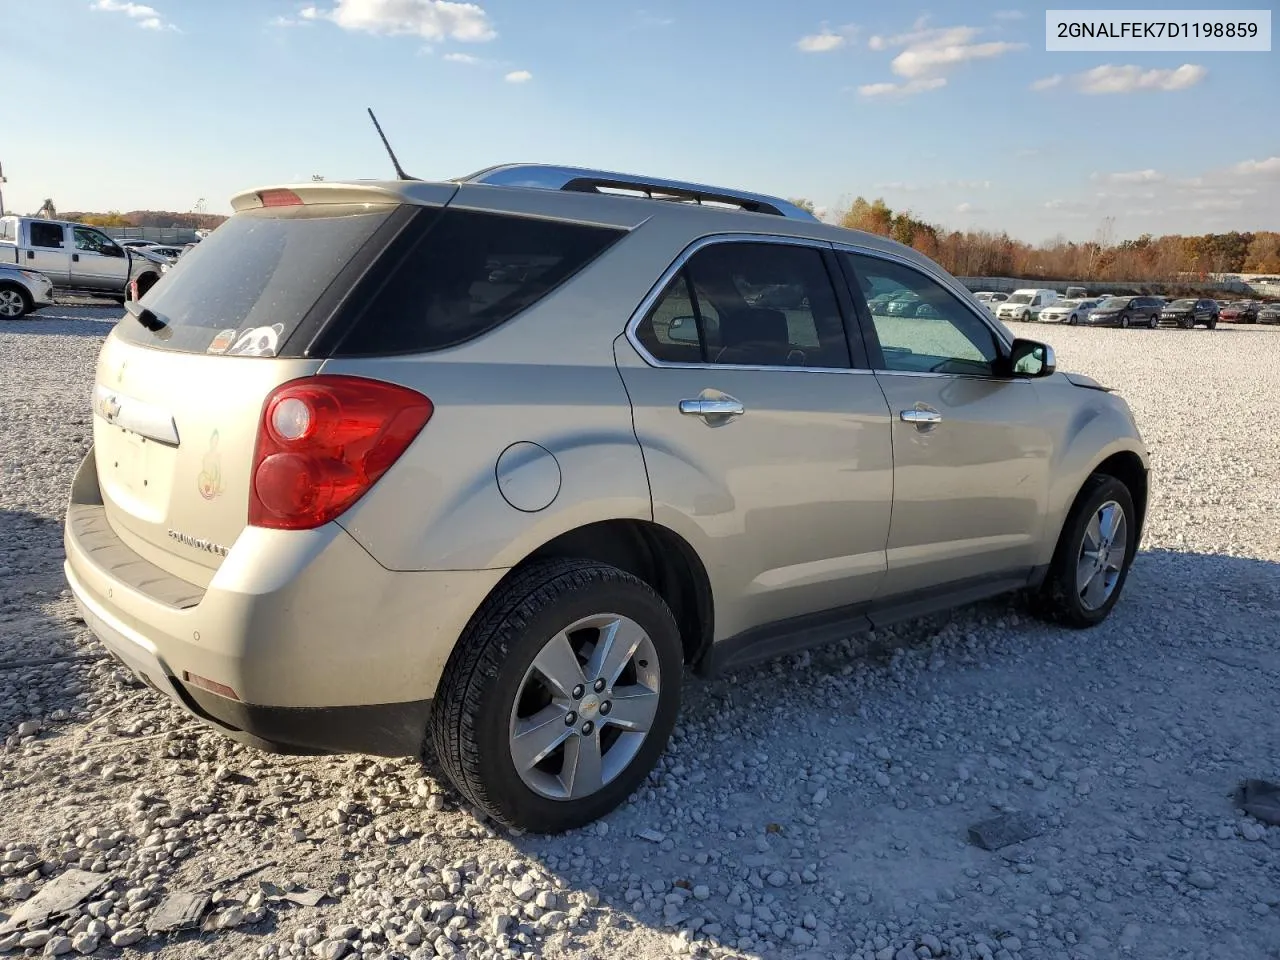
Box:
63, 450, 507, 756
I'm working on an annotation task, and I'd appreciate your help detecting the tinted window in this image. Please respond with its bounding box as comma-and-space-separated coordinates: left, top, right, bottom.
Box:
29, 222, 63, 248
115, 203, 397, 354
635, 242, 851, 368
336, 209, 625, 355
844, 253, 999, 376
73, 226, 116, 254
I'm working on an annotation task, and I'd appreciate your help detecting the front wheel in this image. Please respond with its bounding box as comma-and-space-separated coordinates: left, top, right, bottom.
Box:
1148, 313, 1159, 329
1119, 315, 1130, 329
430, 559, 683, 833
1208, 317, 1218, 329
0, 285, 31, 319
1030, 474, 1137, 628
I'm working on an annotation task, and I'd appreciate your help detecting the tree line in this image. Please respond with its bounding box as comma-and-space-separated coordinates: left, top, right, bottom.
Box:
790, 196, 1280, 280
60, 210, 229, 231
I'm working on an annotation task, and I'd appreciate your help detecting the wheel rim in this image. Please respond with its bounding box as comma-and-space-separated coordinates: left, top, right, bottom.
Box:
1120, 316, 1129, 328
508, 613, 660, 801
1076, 500, 1128, 612
0, 290, 23, 317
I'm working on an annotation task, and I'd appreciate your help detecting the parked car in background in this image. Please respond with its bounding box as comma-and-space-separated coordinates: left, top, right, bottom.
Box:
1039, 298, 1097, 325
996, 288, 1059, 323
0, 264, 55, 318
1085, 296, 1163, 328
118, 239, 160, 249
124, 245, 174, 301
62, 164, 1150, 832
867, 291, 900, 315
973, 291, 1009, 312
0, 216, 140, 301
1221, 301, 1260, 323
1160, 298, 1219, 329
885, 292, 923, 316
1064, 286, 1088, 299
1256, 303, 1280, 325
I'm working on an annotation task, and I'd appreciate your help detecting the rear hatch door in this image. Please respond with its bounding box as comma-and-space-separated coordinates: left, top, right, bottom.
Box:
91, 184, 452, 586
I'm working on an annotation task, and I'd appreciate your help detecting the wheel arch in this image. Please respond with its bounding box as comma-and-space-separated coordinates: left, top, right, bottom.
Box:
504, 519, 715, 669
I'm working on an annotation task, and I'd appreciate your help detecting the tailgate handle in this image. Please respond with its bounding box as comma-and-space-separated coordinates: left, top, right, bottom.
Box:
93, 385, 181, 446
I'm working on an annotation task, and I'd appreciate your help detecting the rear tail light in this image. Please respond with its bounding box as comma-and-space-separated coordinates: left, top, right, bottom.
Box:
249, 376, 433, 530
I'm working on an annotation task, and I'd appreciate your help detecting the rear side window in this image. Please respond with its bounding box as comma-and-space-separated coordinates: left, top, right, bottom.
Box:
635, 241, 852, 368
115, 204, 397, 355
30, 223, 63, 248
333, 209, 626, 355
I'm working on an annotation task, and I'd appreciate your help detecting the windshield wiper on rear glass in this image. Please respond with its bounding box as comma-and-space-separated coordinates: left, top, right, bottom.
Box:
124, 299, 172, 337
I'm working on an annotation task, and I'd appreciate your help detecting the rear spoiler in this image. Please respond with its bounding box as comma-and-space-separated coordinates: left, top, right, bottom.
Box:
229, 181, 457, 213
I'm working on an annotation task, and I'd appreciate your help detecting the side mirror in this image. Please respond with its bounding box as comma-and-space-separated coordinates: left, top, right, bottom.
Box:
1006, 338, 1056, 378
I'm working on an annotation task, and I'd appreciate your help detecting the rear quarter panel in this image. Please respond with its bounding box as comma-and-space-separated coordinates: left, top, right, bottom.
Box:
321, 213, 685, 572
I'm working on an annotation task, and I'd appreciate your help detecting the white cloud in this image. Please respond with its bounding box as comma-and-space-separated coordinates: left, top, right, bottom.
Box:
1030, 74, 1063, 91
91, 0, 176, 31
1233, 156, 1280, 177
947, 179, 992, 190
444, 51, 480, 63
861, 22, 1022, 96
270, 14, 310, 26
1094, 169, 1165, 184
1044, 199, 1087, 211
956, 202, 984, 214
797, 24, 857, 52
1075, 63, 1206, 94
858, 77, 947, 98
300, 0, 495, 42
1189, 197, 1245, 212
888, 27, 1024, 79
504, 69, 532, 83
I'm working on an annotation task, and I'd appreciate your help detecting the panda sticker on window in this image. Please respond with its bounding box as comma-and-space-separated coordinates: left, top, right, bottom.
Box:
226, 324, 286, 357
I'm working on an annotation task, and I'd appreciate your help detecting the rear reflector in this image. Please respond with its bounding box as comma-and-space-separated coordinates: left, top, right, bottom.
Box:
258, 189, 303, 208
183, 671, 240, 701
249, 375, 433, 530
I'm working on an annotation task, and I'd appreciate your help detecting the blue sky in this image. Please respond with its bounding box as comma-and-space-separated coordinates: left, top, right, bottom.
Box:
2, 0, 1276, 242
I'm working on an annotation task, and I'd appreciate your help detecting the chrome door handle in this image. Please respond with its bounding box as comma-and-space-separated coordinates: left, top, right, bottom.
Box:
900, 408, 942, 424
679, 397, 745, 419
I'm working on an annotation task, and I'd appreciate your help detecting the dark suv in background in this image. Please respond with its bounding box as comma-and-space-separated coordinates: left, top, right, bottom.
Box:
1159, 298, 1219, 329
1086, 296, 1163, 328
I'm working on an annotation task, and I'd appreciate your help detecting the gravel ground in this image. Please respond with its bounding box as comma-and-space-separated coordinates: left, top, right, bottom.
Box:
2, 308, 1279, 960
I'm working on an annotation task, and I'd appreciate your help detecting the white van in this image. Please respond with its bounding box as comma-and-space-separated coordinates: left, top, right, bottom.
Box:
996, 288, 1059, 322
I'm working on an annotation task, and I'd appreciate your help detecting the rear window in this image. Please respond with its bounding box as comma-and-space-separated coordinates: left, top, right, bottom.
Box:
115, 203, 397, 355
330, 208, 625, 356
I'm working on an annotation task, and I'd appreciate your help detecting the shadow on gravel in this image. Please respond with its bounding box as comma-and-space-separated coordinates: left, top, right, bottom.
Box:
481, 547, 1280, 959
0, 508, 112, 742
6, 316, 120, 336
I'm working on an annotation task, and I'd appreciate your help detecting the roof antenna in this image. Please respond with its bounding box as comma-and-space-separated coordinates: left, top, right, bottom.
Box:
367, 108, 417, 181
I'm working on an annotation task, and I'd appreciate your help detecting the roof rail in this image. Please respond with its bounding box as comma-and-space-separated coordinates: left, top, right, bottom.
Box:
456, 164, 818, 221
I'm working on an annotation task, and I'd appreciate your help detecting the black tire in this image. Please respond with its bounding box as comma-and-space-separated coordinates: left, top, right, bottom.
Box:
1119, 314, 1130, 329
0, 284, 31, 319
1031, 473, 1137, 628
430, 558, 682, 833
1208, 317, 1217, 329
1179, 317, 1193, 330
1148, 313, 1159, 329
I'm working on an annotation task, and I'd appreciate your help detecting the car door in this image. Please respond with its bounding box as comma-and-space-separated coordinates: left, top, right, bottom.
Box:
71, 226, 129, 292
24, 221, 71, 284
837, 249, 1054, 598
615, 237, 894, 642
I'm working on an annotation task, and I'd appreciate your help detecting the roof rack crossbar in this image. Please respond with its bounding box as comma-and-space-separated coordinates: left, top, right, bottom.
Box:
456, 164, 818, 221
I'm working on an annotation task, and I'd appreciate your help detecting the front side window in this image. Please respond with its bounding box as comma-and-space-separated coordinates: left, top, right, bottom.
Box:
843, 253, 1000, 377
635, 241, 851, 368
73, 226, 112, 254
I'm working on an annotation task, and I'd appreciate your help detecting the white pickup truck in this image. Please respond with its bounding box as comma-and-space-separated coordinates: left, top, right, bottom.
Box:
0, 216, 165, 301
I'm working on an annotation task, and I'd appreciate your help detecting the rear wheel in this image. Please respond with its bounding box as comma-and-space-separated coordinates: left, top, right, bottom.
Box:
1148, 313, 1159, 329
430, 559, 682, 833
0, 285, 31, 319
1031, 474, 1137, 628
1208, 316, 1218, 329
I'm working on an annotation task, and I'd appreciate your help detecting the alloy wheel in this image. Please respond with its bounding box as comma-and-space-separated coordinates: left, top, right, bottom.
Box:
0, 290, 25, 318
1076, 500, 1128, 612
508, 614, 661, 801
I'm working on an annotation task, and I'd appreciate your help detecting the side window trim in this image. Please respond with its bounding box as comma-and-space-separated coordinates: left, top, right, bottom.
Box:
837, 246, 1021, 381
625, 233, 869, 373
